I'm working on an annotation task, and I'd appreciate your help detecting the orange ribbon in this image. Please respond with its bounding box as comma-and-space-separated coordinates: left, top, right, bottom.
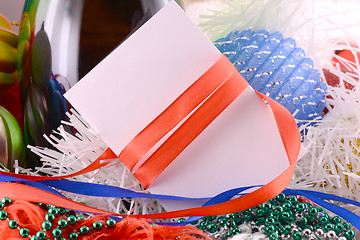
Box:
0, 54, 300, 218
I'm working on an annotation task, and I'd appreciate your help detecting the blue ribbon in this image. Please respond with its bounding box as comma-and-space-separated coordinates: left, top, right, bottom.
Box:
0, 174, 359, 229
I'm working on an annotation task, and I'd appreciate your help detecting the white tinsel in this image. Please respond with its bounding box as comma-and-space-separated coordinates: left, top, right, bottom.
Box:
18, 109, 164, 216
289, 45, 360, 213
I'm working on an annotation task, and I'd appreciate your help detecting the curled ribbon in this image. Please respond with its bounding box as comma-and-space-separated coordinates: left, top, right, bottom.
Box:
0, 55, 301, 219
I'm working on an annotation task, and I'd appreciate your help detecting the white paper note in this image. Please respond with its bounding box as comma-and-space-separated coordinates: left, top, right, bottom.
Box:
65, 1, 290, 211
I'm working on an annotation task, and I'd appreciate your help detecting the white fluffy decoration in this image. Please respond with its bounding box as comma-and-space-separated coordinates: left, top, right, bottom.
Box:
290, 48, 360, 212
19, 109, 164, 216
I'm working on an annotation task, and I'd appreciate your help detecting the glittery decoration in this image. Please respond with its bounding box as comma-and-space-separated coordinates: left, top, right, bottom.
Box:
190, 194, 355, 240
214, 29, 327, 127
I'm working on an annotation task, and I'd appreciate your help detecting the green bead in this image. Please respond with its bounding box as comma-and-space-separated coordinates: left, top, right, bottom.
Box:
334, 223, 344, 234
42, 221, 52, 230
79, 226, 90, 234
57, 219, 67, 229
93, 221, 103, 230
276, 193, 286, 202
318, 208, 325, 213
265, 225, 275, 234
106, 219, 116, 228
217, 217, 226, 227
293, 231, 302, 240
45, 213, 55, 222
77, 216, 86, 221
177, 218, 186, 223
0, 210, 7, 220
344, 230, 355, 240
69, 232, 79, 239
52, 228, 62, 238
269, 232, 279, 240
332, 216, 342, 224
1, 197, 11, 204
295, 203, 306, 212
282, 202, 292, 211
308, 207, 318, 216
273, 206, 283, 216
205, 215, 216, 221
9, 219, 18, 229
256, 208, 266, 217
280, 212, 291, 224
48, 207, 58, 215
343, 222, 351, 230
19, 228, 30, 237
190, 219, 198, 225
288, 195, 298, 204
30, 236, 38, 240
226, 230, 233, 237
36, 231, 47, 240
232, 227, 242, 235
58, 208, 66, 215
67, 215, 77, 225
0, 202, 4, 210
318, 216, 328, 224
324, 222, 333, 232
199, 220, 209, 227
282, 225, 291, 235
242, 209, 251, 215
225, 219, 236, 228
262, 202, 272, 211
265, 217, 275, 225
206, 223, 218, 233
298, 217, 308, 227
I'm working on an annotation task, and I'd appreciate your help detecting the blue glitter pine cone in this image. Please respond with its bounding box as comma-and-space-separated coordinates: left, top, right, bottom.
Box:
214, 29, 327, 127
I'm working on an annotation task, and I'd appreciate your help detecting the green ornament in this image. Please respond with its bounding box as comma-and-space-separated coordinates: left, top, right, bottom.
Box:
30, 236, 38, 240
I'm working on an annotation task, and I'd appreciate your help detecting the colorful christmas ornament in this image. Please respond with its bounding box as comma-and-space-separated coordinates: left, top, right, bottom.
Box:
214, 29, 327, 126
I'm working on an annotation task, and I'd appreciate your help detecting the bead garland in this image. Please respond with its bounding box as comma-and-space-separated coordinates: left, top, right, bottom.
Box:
0, 197, 118, 239
185, 194, 356, 240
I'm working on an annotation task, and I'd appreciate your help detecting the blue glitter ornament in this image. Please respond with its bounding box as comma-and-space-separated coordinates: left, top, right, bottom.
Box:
214, 29, 327, 127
